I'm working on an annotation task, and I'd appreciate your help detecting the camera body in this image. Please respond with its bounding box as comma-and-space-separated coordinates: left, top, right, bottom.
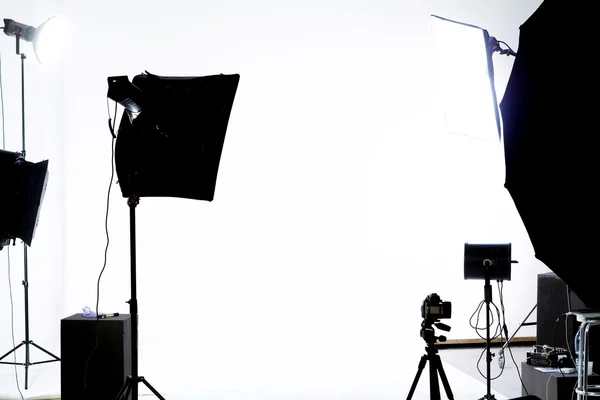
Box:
421, 293, 452, 320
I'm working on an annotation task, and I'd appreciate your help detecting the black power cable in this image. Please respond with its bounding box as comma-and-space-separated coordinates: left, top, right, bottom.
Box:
81, 100, 118, 399
497, 281, 529, 396
469, 281, 531, 396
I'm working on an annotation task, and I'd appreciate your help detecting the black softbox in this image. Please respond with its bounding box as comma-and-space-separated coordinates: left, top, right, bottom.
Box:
0, 149, 49, 248
112, 71, 240, 201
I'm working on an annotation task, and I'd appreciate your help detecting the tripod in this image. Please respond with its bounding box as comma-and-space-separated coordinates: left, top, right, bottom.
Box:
115, 195, 165, 400
0, 38, 60, 390
407, 320, 454, 400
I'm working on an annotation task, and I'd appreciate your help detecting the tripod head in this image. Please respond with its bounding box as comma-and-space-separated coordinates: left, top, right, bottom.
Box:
421, 318, 451, 346
409, 321, 455, 400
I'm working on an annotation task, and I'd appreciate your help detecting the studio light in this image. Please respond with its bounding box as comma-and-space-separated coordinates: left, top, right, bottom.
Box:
0, 150, 49, 249
2, 16, 63, 63
107, 70, 240, 400
464, 242, 513, 281
0, 13, 63, 388
430, 15, 515, 142
463, 242, 517, 400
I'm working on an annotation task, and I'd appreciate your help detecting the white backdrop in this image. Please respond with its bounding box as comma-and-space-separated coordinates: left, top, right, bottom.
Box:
0, 0, 549, 399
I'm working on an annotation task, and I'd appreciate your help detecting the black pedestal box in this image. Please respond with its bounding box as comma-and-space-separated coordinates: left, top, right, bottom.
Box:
61, 313, 131, 400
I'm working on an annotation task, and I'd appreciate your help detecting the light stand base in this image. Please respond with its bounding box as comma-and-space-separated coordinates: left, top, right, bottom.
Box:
116, 376, 166, 400
0, 340, 61, 389
118, 197, 166, 400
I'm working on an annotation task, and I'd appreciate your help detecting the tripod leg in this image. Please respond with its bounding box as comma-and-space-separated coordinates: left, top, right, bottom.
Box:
407, 355, 428, 400
140, 377, 166, 400
433, 355, 454, 400
0, 342, 24, 362
429, 353, 441, 400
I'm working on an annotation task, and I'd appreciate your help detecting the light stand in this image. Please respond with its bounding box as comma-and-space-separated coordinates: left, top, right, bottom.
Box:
0, 32, 60, 390
108, 71, 240, 400
464, 243, 515, 400
113, 195, 165, 400
482, 261, 495, 400
429, 14, 517, 143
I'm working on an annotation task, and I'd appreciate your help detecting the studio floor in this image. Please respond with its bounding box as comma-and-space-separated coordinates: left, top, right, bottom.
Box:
0, 344, 534, 400
439, 344, 530, 399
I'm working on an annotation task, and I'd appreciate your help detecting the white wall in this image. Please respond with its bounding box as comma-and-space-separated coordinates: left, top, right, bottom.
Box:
1, 0, 549, 399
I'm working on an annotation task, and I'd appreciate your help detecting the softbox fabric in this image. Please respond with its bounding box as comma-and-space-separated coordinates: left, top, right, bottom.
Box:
0, 149, 49, 247
114, 72, 240, 201
500, 0, 600, 308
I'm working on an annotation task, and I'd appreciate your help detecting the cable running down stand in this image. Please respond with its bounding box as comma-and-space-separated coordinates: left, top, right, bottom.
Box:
0, 36, 60, 390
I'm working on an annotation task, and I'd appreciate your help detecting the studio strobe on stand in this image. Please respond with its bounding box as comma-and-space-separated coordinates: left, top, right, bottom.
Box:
464, 243, 516, 400
107, 71, 240, 400
0, 18, 62, 389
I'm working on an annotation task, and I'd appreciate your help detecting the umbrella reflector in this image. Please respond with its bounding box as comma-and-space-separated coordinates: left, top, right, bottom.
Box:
500, 0, 600, 309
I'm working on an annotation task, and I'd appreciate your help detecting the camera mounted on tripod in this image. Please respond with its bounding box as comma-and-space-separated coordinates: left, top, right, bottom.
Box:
420, 293, 452, 344
407, 292, 456, 400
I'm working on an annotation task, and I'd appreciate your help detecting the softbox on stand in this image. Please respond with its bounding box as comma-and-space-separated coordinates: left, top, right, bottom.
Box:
108, 71, 240, 400
114, 71, 240, 201
0, 149, 49, 249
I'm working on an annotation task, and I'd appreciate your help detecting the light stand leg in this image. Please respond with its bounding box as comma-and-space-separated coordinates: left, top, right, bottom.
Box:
498, 304, 537, 368
0, 43, 60, 390
116, 196, 165, 400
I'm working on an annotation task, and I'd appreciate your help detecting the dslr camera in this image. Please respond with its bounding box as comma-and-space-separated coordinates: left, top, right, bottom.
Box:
421, 293, 451, 320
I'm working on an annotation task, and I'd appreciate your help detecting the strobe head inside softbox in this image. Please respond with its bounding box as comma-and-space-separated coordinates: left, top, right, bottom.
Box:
110, 71, 240, 201
0, 149, 49, 248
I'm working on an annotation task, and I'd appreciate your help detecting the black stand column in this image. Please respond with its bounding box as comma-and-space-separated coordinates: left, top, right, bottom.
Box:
115, 195, 165, 400
480, 262, 496, 400
0, 38, 60, 390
